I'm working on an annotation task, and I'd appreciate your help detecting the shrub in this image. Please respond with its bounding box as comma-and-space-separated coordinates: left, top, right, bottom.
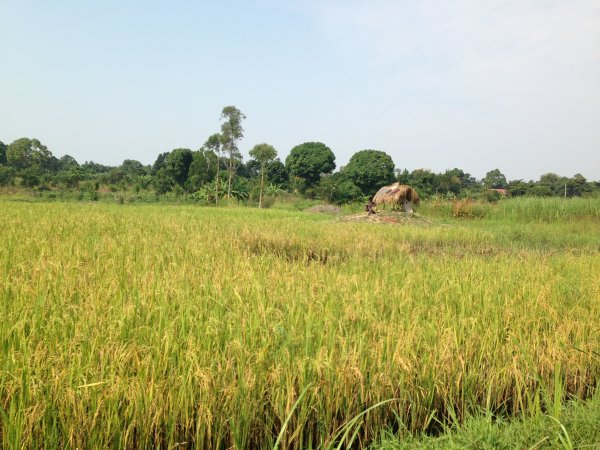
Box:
451, 199, 489, 219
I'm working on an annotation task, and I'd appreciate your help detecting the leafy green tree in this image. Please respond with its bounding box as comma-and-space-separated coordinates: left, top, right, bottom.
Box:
341, 149, 395, 195
80, 161, 112, 175
566, 174, 590, 197
482, 169, 508, 189
166, 148, 193, 186
0, 166, 15, 185
249, 143, 277, 208
237, 159, 260, 179
220, 106, 246, 197
120, 159, 147, 177
186, 150, 217, 192
285, 142, 335, 192
6, 138, 52, 171
152, 152, 170, 174
56, 169, 84, 188
153, 168, 174, 195
528, 183, 553, 196
408, 169, 439, 197
438, 168, 478, 196
59, 155, 79, 171
317, 173, 363, 205
202, 133, 224, 204
0, 141, 7, 165
266, 159, 289, 188
506, 179, 532, 197
396, 168, 410, 184
538, 173, 565, 196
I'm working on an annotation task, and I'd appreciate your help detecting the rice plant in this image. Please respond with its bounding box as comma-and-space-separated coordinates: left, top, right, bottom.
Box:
0, 200, 598, 448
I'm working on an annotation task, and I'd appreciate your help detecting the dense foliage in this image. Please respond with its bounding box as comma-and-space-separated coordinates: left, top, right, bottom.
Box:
340, 149, 396, 195
1, 107, 599, 204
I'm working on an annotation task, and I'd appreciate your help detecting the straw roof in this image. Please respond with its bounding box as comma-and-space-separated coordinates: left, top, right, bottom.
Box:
372, 183, 420, 207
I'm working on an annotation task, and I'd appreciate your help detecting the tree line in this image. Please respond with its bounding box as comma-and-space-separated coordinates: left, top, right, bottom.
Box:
1, 106, 599, 204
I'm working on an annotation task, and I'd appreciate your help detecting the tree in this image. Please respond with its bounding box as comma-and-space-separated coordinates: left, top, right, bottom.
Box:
166, 148, 193, 186
566, 174, 590, 197
153, 168, 174, 194
266, 159, 289, 188
0, 166, 15, 185
249, 143, 277, 208
186, 150, 217, 191
317, 173, 363, 205
538, 173, 565, 196
6, 138, 52, 171
0, 141, 6, 165
152, 152, 170, 174
202, 133, 223, 204
220, 106, 246, 198
59, 155, 79, 171
341, 149, 395, 195
482, 169, 507, 189
506, 179, 532, 197
120, 159, 147, 177
285, 142, 335, 192
408, 169, 439, 197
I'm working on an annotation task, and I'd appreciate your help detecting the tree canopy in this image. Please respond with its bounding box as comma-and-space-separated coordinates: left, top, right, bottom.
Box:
482, 169, 508, 189
221, 106, 246, 197
341, 149, 395, 195
249, 143, 278, 208
6, 138, 52, 170
166, 149, 193, 186
285, 142, 335, 190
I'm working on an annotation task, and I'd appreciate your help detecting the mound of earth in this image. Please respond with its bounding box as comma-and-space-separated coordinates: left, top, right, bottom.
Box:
336, 210, 437, 226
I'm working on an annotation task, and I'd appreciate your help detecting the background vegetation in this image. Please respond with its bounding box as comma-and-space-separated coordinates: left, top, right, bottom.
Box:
1, 107, 598, 207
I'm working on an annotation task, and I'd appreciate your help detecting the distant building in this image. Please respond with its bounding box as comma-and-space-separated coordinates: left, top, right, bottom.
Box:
489, 188, 508, 196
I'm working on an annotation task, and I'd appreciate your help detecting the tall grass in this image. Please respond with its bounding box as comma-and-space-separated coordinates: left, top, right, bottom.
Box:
0, 201, 599, 448
421, 196, 600, 222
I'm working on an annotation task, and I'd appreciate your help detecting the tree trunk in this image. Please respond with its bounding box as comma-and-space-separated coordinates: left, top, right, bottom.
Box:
215, 160, 219, 205
259, 164, 264, 208
227, 154, 233, 198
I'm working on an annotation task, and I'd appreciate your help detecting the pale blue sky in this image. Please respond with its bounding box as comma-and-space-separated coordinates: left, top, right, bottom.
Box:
1, 0, 599, 180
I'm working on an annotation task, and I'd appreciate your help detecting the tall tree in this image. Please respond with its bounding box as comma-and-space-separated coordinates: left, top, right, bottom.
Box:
0, 141, 7, 165
341, 149, 395, 195
152, 152, 170, 174
59, 155, 79, 171
249, 143, 277, 208
220, 106, 246, 198
187, 150, 217, 191
285, 142, 335, 192
6, 138, 52, 171
120, 159, 147, 177
203, 133, 223, 204
266, 159, 289, 188
166, 148, 193, 186
482, 169, 508, 189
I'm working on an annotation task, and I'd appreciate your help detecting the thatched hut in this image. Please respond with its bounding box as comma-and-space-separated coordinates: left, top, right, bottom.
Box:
372, 183, 420, 213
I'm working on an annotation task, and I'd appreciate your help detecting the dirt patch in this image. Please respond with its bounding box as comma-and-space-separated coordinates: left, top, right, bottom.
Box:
306, 204, 343, 214
336, 211, 439, 227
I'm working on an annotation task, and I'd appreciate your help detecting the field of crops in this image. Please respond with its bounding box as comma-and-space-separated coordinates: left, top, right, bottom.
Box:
1, 199, 599, 449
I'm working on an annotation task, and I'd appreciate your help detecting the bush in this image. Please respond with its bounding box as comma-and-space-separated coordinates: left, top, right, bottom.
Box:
0, 166, 15, 186
451, 199, 489, 219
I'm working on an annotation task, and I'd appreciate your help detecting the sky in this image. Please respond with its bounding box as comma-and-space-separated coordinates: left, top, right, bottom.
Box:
1, 0, 599, 181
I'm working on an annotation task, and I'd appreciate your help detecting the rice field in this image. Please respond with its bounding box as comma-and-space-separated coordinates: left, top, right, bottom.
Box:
1, 199, 599, 449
